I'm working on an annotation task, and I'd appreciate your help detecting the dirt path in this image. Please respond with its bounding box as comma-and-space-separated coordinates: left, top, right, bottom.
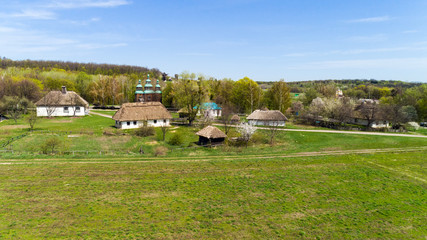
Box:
213, 124, 427, 138
89, 111, 113, 119
1, 146, 426, 164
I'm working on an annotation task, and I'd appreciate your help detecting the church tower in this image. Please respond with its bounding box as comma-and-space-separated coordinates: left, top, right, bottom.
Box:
135, 74, 162, 102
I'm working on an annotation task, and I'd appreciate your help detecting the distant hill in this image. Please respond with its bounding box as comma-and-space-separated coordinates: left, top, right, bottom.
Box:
257, 79, 423, 92
0, 57, 164, 79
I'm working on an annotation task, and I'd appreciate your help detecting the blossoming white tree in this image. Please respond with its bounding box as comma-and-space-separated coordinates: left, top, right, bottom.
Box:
237, 122, 256, 147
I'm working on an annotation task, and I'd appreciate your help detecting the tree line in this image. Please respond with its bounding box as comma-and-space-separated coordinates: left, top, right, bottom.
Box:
0, 62, 426, 128
0, 57, 163, 79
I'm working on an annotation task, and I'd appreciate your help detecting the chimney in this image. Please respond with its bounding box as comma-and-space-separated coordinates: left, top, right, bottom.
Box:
62, 86, 67, 94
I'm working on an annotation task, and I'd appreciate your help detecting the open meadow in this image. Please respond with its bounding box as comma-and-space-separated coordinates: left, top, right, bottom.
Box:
0, 115, 426, 239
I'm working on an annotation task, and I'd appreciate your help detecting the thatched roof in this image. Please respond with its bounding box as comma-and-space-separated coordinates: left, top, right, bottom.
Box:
35, 89, 89, 108
196, 126, 227, 139
178, 108, 189, 113
231, 114, 240, 121
247, 110, 288, 121
113, 102, 172, 122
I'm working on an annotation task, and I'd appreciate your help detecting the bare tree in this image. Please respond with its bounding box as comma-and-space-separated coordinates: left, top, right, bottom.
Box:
159, 123, 169, 141
356, 101, 380, 129
219, 105, 234, 135
41, 92, 61, 117
69, 93, 79, 116
268, 121, 280, 145
0, 96, 23, 123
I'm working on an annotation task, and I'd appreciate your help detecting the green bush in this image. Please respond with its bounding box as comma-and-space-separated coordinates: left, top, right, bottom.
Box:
250, 132, 268, 144
41, 137, 62, 154
168, 133, 184, 146
135, 126, 155, 137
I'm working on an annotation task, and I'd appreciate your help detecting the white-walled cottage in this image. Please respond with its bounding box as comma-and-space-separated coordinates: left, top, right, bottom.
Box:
247, 110, 288, 126
35, 86, 89, 117
112, 102, 172, 129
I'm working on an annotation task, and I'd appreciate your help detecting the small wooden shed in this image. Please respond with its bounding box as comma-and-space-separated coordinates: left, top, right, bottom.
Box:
196, 126, 227, 145
231, 114, 240, 124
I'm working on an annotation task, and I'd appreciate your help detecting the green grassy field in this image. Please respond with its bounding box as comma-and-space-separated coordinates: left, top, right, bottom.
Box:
0, 151, 425, 239
0, 114, 426, 238
1, 115, 427, 159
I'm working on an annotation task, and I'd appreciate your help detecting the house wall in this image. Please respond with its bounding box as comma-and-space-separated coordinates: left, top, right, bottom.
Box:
348, 118, 389, 128
115, 119, 170, 129
248, 120, 286, 127
199, 109, 222, 118
37, 106, 87, 117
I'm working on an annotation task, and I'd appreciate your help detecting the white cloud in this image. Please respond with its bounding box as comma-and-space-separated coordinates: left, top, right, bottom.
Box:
47, 0, 132, 9
76, 43, 127, 49
64, 17, 101, 25
348, 16, 391, 23
347, 34, 387, 42
4, 9, 56, 19
178, 53, 213, 56
0, 25, 126, 54
402, 30, 419, 34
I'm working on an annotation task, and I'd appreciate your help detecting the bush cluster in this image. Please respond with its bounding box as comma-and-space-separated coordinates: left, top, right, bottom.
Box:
135, 126, 155, 137
167, 133, 183, 146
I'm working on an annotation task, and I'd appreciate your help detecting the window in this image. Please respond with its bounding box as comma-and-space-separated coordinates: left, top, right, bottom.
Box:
163, 119, 166, 123
127, 122, 130, 126
64, 107, 69, 113
76, 107, 80, 112
133, 121, 137, 125
154, 120, 157, 124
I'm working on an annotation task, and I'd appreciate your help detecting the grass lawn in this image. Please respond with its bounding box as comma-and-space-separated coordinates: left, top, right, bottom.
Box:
90, 110, 117, 116
0, 151, 425, 239
1, 114, 427, 159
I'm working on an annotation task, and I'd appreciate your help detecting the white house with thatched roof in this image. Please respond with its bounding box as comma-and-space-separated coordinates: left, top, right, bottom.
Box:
35, 86, 89, 117
247, 110, 288, 126
112, 102, 172, 129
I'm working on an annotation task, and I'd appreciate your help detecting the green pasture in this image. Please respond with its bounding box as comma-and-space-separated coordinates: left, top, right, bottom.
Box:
90, 110, 117, 116
0, 151, 425, 239
1, 114, 427, 158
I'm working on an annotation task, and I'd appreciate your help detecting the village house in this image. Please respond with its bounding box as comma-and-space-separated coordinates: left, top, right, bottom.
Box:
195, 102, 222, 118
196, 125, 227, 145
112, 102, 172, 129
247, 110, 288, 126
35, 86, 89, 117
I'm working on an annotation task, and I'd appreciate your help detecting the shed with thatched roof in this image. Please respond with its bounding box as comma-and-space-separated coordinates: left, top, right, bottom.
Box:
196, 126, 227, 145
231, 114, 240, 124
113, 102, 172, 129
35, 86, 89, 117
247, 110, 288, 126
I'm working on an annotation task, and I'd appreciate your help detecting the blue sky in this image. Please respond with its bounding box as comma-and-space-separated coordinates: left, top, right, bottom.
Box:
1, 0, 427, 82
